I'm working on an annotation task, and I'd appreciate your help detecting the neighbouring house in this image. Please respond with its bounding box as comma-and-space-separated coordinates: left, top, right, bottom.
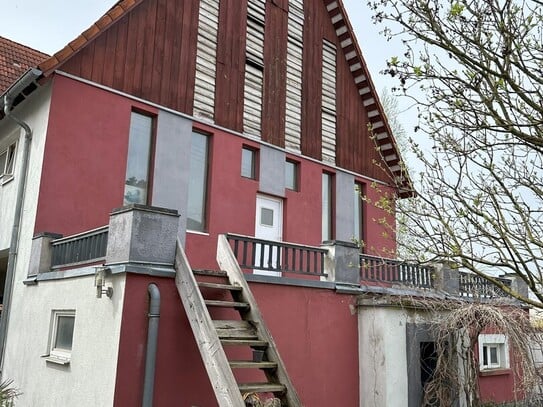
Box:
0, 1, 533, 406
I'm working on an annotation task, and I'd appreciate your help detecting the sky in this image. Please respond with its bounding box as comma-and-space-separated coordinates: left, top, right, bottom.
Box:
0, 0, 414, 131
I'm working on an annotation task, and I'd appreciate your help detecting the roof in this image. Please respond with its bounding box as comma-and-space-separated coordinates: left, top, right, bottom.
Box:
0, 36, 49, 94
38, 0, 143, 75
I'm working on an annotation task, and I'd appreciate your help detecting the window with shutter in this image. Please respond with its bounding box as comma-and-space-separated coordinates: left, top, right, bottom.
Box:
322, 40, 337, 165
243, 0, 266, 137
194, 0, 219, 121
285, 1, 304, 152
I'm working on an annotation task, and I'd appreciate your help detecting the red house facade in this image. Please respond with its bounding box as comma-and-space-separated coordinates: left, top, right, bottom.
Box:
0, 1, 529, 406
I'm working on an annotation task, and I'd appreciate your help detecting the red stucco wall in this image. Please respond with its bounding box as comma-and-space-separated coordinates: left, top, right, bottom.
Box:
34, 75, 156, 236
114, 274, 359, 407
184, 122, 397, 270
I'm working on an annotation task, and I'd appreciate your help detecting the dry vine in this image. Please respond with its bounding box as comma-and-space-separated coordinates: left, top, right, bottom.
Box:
420, 302, 543, 407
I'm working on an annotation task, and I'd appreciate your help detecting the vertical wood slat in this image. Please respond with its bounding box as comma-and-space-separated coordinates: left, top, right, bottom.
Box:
193, 0, 219, 121
322, 39, 337, 165
243, 0, 266, 138
261, 0, 288, 146
284, 1, 304, 152
215, 0, 247, 131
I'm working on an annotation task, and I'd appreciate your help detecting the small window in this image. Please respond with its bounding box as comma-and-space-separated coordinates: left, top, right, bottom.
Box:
285, 160, 299, 191
479, 334, 509, 371
261, 207, 274, 226
0, 143, 16, 183
45, 310, 75, 365
241, 147, 257, 179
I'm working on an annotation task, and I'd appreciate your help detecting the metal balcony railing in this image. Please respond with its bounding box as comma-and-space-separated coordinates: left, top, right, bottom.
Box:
51, 226, 108, 269
458, 272, 511, 298
359, 254, 435, 289
226, 233, 327, 277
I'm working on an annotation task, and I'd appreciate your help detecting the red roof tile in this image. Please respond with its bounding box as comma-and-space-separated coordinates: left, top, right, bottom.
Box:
0, 36, 49, 94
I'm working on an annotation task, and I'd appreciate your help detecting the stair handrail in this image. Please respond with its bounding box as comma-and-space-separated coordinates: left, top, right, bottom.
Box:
217, 234, 303, 406
174, 239, 246, 407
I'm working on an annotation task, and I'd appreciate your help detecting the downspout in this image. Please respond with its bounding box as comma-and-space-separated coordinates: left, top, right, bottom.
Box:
0, 68, 42, 370
142, 283, 160, 407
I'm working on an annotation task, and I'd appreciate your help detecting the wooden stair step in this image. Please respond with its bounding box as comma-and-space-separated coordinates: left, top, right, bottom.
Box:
238, 382, 286, 393
229, 360, 278, 369
192, 269, 228, 277
205, 300, 250, 309
221, 338, 268, 347
214, 320, 258, 339
198, 281, 242, 291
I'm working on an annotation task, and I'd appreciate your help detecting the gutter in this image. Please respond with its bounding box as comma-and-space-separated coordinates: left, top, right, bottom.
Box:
0, 68, 42, 370
142, 283, 160, 407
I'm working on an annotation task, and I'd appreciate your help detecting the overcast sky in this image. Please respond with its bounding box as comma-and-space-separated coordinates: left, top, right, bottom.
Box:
0, 0, 413, 130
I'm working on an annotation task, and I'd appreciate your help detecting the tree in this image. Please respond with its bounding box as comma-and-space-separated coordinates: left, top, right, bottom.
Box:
366, 0, 543, 307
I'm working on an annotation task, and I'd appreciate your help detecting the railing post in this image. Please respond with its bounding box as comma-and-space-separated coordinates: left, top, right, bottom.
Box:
320, 240, 360, 285
433, 263, 460, 296
25, 232, 63, 283
504, 273, 529, 299
105, 205, 180, 267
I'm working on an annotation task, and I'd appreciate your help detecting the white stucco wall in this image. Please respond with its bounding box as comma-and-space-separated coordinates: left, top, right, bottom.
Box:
3, 273, 125, 407
359, 307, 409, 407
0, 84, 51, 251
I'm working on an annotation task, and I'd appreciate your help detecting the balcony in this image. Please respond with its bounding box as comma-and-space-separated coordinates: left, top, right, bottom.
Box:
26, 205, 524, 300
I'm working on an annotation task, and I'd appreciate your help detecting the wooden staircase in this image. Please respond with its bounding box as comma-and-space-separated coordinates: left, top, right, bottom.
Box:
174, 236, 301, 407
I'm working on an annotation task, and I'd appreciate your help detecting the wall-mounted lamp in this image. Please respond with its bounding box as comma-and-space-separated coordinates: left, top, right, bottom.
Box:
95, 267, 113, 299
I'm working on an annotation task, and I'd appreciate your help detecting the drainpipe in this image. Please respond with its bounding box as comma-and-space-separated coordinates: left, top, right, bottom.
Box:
142, 283, 160, 407
0, 68, 42, 370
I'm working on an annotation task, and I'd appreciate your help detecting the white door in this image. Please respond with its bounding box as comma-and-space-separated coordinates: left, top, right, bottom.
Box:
254, 195, 283, 276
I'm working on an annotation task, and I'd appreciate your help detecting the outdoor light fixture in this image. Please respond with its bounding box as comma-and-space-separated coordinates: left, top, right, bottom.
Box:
94, 267, 113, 299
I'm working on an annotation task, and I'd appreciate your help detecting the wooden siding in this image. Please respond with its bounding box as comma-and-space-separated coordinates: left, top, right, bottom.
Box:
193, 0, 219, 121
284, 1, 303, 152
58, 0, 393, 184
243, 0, 266, 138
261, 0, 289, 146
321, 39, 337, 165
61, 0, 199, 115
214, 0, 247, 131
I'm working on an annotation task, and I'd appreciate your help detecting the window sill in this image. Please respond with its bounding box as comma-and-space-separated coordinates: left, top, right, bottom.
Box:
479, 368, 511, 377
0, 175, 14, 186
187, 230, 210, 236
43, 354, 71, 365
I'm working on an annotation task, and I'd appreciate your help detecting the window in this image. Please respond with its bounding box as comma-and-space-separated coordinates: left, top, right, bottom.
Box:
193, 0, 219, 120
479, 334, 509, 371
322, 172, 334, 241
188, 131, 210, 232
0, 143, 16, 183
124, 112, 154, 205
285, 160, 299, 191
243, 0, 265, 137
284, 0, 304, 152
45, 310, 75, 364
321, 40, 337, 165
241, 147, 257, 179
353, 182, 364, 243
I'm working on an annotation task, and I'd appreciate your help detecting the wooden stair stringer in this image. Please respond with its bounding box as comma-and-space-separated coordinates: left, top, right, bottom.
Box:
174, 239, 245, 407
216, 235, 303, 406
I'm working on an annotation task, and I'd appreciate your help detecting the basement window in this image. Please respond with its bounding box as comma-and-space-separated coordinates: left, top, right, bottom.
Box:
479, 334, 509, 371
44, 310, 75, 365
0, 143, 16, 185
